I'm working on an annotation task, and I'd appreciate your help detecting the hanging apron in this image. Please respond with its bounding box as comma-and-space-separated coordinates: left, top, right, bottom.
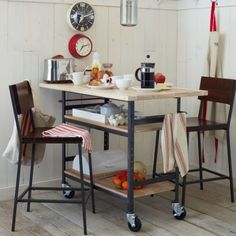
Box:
202, 0, 227, 162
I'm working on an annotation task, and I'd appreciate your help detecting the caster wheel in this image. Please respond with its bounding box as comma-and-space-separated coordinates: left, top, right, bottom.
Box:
173, 208, 186, 220
172, 202, 186, 220
63, 189, 75, 199
128, 217, 142, 232
62, 183, 75, 199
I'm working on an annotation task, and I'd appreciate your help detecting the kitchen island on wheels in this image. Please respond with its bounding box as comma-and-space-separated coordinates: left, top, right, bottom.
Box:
40, 82, 207, 232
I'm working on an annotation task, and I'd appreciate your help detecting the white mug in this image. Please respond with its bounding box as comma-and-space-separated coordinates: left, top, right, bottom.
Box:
69, 72, 84, 85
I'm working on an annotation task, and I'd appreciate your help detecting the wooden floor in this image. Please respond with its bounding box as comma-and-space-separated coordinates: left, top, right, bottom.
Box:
0, 182, 236, 236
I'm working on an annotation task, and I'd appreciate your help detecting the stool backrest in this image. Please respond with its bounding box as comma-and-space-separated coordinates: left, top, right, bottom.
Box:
198, 76, 236, 124
199, 76, 236, 104
9, 81, 34, 139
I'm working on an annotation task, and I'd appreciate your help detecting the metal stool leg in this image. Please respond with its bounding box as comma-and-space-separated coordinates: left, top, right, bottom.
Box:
226, 130, 234, 202
78, 144, 87, 235
27, 144, 36, 212
11, 145, 23, 231
181, 175, 186, 206
88, 152, 95, 213
197, 132, 203, 190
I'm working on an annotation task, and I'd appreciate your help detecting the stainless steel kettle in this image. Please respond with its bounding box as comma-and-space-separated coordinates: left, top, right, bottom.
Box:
44, 58, 74, 82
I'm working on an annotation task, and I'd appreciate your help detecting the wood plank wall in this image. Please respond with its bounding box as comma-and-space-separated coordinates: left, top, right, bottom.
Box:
0, 0, 178, 200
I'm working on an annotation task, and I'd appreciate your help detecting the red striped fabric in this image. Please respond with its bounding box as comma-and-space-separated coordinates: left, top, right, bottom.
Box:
161, 113, 189, 177
42, 123, 92, 152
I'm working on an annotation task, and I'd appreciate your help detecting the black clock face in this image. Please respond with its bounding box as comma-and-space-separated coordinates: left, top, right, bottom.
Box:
69, 2, 95, 32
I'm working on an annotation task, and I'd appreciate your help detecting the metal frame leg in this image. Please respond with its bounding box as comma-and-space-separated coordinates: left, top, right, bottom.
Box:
197, 132, 203, 190
181, 175, 186, 206
226, 130, 234, 202
88, 152, 95, 213
181, 131, 189, 206
27, 144, 36, 212
152, 131, 159, 178
127, 101, 135, 214
78, 144, 87, 235
174, 167, 180, 203
62, 91, 66, 185
11, 145, 23, 231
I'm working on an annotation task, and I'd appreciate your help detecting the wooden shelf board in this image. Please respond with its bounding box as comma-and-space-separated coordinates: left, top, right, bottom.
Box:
65, 168, 175, 199
64, 168, 119, 180
64, 115, 163, 133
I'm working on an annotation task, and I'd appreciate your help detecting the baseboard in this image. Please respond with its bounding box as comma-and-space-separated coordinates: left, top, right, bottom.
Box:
0, 178, 61, 202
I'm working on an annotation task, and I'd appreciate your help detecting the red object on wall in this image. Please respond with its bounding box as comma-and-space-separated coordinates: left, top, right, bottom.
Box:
68, 34, 93, 58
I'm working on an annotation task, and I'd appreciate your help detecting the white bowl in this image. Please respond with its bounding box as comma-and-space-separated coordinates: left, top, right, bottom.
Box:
111, 75, 123, 84
115, 78, 132, 90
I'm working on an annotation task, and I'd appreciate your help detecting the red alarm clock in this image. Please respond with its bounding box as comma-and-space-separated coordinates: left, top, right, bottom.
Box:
68, 34, 93, 58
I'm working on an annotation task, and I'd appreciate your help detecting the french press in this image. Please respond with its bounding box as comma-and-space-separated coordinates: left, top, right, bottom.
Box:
135, 63, 155, 89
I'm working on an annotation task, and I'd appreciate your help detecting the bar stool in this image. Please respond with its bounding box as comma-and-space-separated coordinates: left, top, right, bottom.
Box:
182, 76, 236, 204
9, 81, 95, 235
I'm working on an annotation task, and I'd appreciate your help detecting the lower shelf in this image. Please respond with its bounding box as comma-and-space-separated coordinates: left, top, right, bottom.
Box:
65, 168, 175, 199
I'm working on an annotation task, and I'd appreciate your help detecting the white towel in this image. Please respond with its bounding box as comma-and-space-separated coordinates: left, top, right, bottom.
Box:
161, 113, 189, 177
42, 123, 92, 152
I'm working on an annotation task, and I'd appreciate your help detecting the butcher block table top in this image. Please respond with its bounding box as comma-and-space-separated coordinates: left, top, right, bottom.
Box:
40, 83, 208, 101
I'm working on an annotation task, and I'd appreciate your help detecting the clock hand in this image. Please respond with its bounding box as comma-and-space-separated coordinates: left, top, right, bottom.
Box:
79, 44, 89, 52
76, 12, 83, 23
83, 12, 94, 18
79, 12, 93, 23
80, 15, 84, 23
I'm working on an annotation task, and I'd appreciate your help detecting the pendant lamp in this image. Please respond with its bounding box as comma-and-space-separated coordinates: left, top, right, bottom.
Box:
120, 0, 137, 26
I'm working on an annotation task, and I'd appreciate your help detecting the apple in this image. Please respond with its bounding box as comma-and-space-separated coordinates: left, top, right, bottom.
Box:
154, 72, 166, 84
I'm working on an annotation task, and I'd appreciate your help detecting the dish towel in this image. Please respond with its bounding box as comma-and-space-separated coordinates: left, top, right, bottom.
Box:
160, 113, 189, 177
42, 123, 92, 152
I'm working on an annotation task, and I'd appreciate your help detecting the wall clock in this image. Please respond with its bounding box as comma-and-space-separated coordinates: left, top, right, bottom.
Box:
68, 33, 93, 58
67, 2, 95, 32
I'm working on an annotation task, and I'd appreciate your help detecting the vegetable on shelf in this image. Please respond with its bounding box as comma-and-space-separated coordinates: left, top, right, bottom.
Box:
112, 170, 145, 190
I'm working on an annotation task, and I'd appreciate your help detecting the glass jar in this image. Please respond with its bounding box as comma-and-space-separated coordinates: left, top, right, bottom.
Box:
102, 63, 113, 77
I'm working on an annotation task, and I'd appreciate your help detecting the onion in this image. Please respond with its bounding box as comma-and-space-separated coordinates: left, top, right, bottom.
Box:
134, 161, 146, 176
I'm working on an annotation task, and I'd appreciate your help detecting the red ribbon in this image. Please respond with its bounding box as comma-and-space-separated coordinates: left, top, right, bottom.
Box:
210, 1, 217, 32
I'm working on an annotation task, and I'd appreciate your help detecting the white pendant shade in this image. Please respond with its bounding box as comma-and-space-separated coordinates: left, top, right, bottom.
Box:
120, 0, 137, 26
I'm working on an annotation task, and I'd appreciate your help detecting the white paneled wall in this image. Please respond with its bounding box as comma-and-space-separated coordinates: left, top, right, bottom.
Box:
0, 0, 177, 200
